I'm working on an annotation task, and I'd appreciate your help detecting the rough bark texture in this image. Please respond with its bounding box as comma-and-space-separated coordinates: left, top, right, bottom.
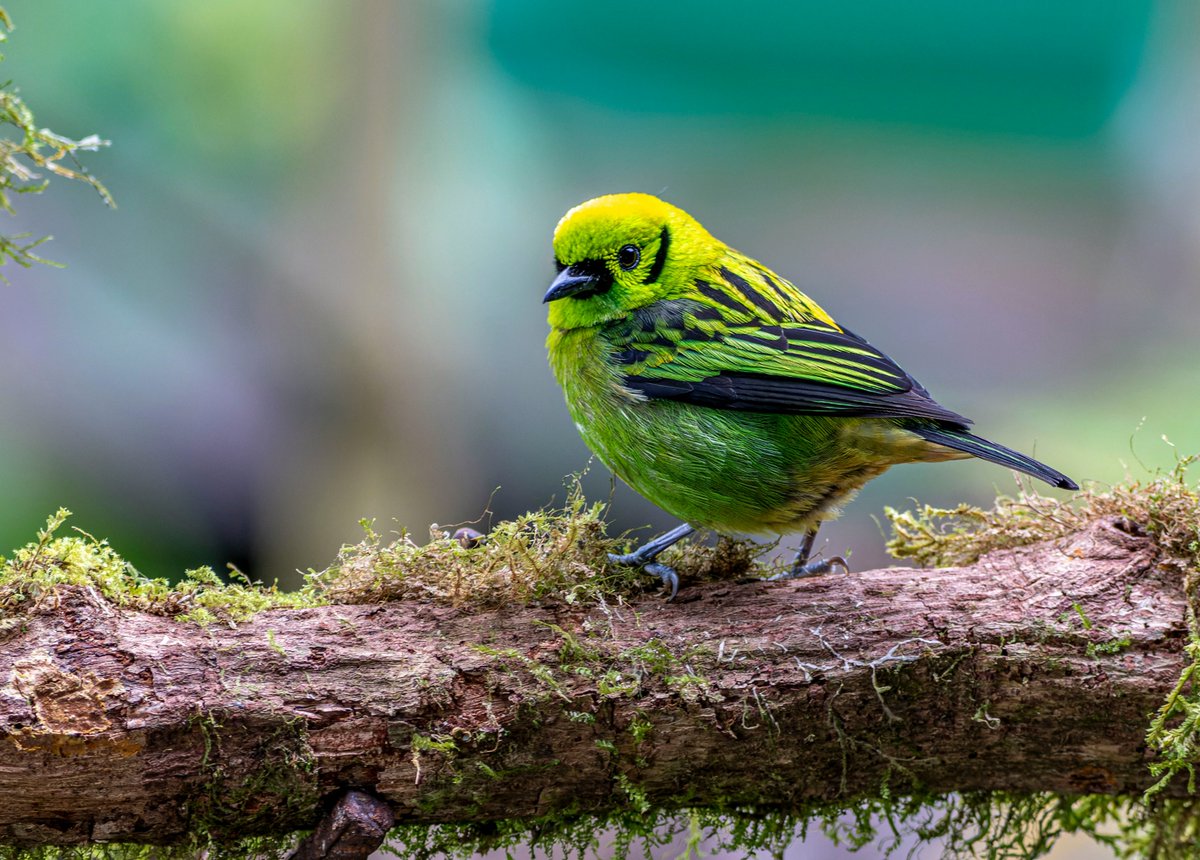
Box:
0, 517, 1188, 847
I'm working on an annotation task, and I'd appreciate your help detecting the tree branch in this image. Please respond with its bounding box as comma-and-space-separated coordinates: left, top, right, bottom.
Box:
0, 516, 1187, 850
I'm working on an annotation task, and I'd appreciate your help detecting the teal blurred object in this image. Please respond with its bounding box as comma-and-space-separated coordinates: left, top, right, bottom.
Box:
488, 0, 1152, 136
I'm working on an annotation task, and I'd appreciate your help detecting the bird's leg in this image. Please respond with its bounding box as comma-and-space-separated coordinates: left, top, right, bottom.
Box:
768, 527, 848, 580
609, 523, 695, 599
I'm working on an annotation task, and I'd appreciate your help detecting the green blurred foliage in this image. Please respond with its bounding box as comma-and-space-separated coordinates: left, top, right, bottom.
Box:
491, 0, 1151, 136
0, 6, 111, 275
8, 2, 342, 181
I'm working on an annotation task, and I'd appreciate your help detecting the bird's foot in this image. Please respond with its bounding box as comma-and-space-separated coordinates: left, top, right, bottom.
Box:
607, 523, 694, 600
607, 552, 680, 600
768, 556, 849, 581
607, 548, 649, 567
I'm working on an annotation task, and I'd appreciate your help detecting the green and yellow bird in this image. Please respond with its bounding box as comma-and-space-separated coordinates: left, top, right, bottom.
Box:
544, 193, 1077, 597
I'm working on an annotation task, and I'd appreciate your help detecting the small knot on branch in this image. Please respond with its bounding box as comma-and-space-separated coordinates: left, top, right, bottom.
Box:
289, 790, 395, 860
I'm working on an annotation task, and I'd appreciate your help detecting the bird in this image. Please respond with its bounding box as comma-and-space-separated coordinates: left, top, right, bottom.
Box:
543, 193, 1078, 598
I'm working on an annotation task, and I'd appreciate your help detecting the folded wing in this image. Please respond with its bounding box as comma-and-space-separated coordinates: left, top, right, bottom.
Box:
616, 316, 972, 426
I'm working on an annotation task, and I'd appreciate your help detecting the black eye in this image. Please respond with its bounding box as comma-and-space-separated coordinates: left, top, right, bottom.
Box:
616, 245, 640, 271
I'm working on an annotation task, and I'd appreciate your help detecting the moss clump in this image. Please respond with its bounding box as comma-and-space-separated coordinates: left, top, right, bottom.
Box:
0, 484, 759, 627
311, 477, 767, 608
310, 481, 639, 608
884, 451, 1200, 573
0, 509, 315, 626
658, 534, 768, 584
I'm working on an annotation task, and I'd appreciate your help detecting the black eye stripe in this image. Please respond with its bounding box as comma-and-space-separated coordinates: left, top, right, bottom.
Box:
643, 226, 670, 284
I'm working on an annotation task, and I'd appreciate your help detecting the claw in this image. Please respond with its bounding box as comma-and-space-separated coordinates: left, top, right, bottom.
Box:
769, 555, 849, 581
607, 522, 694, 600
644, 562, 680, 600
607, 551, 682, 600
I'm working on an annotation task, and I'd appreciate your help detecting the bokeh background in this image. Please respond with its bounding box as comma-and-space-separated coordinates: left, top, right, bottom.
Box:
3, 2, 1198, 857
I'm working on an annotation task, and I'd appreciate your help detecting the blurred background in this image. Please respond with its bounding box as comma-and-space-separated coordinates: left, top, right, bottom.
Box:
2, 1, 1197, 856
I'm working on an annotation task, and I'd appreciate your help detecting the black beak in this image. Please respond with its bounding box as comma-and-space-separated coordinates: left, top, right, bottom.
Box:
543, 261, 612, 303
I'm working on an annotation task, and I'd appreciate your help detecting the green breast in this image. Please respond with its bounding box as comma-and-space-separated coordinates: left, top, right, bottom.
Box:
547, 327, 879, 534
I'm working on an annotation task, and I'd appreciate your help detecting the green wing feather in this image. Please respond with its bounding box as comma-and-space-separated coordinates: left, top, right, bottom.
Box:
607, 290, 972, 425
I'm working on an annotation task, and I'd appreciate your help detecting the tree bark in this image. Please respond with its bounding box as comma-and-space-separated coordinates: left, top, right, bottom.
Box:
0, 516, 1188, 848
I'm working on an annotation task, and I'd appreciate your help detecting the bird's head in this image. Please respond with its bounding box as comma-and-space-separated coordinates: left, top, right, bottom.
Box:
545, 193, 722, 330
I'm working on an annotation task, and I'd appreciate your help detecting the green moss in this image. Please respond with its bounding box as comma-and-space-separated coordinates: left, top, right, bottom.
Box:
614, 774, 651, 815
0, 510, 317, 625
0, 483, 660, 627
474, 762, 501, 781
310, 479, 640, 608
470, 619, 720, 721
472, 644, 573, 702
411, 733, 460, 756
185, 713, 318, 842
1146, 634, 1200, 800
628, 714, 653, 745
884, 451, 1200, 574
597, 668, 640, 697
1087, 635, 1133, 659
533, 620, 603, 666
409, 732, 464, 789
1, 794, 1197, 860
377, 793, 1200, 860
611, 639, 718, 703
0, 481, 791, 630
656, 534, 770, 583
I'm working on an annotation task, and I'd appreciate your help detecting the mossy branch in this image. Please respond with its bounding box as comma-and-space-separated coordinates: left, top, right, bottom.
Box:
1, 462, 1199, 858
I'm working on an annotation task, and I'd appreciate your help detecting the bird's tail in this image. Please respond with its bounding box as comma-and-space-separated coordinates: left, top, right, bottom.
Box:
909, 426, 1079, 490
